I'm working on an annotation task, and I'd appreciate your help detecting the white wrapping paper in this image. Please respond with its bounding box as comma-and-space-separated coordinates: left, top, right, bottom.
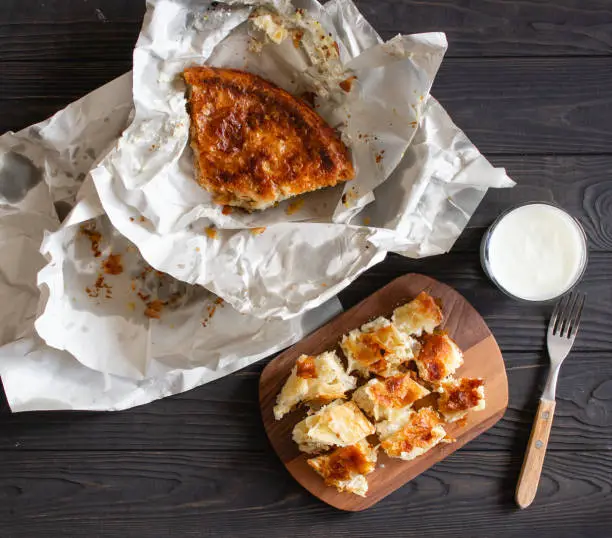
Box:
0, 74, 133, 350
35, 182, 342, 381
359, 96, 513, 257
91, 0, 513, 321
0, 74, 342, 411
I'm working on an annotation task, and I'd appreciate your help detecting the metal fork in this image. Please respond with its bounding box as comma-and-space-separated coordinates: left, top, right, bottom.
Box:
515, 290, 586, 509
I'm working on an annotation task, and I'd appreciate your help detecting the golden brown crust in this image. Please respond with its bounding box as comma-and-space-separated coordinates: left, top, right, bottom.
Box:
183, 66, 354, 210
296, 356, 317, 379
419, 334, 450, 382
438, 378, 484, 413
351, 327, 397, 374
369, 375, 429, 409
341, 321, 410, 377
380, 408, 445, 458
412, 291, 443, 325
415, 333, 463, 383
308, 442, 375, 484
392, 291, 443, 337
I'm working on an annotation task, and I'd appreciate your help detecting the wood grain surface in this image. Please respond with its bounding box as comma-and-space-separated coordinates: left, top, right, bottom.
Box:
260, 274, 508, 510
0, 451, 611, 538
1, 0, 611, 536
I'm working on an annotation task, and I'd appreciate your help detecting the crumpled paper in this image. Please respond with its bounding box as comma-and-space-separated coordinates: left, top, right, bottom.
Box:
0, 74, 342, 411
36, 181, 342, 382
0, 74, 133, 350
358, 96, 513, 257
91, 0, 512, 321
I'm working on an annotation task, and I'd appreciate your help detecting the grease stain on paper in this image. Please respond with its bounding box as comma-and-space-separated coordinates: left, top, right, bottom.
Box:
286, 198, 304, 215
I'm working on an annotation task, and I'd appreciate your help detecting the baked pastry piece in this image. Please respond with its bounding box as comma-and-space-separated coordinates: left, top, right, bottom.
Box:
413, 333, 464, 385
183, 66, 354, 211
292, 400, 375, 454
378, 407, 446, 461
392, 291, 443, 337
352, 373, 430, 422
307, 440, 377, 497
437, 377, 485, 423
273, 351, 357, 420
340, 317, 416, 378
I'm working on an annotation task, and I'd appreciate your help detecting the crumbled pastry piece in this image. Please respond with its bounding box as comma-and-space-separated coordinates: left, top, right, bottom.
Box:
352, 374, 430, 422
413, 333, 464, 384
249, 6, 345, 99
183, 66, 354, 211
379, 407, 446, 461
273, 351, 357, 420
437, 377, 485, 423
307, 439, 377, 497
250, 11, 289, 44
292, 400, 375, 454
375, 410, 413, 440
340, 317, 416, 378
392, 291, 443, 337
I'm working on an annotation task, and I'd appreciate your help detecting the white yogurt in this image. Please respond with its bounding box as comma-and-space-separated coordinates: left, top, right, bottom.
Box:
484, 204, 587, 301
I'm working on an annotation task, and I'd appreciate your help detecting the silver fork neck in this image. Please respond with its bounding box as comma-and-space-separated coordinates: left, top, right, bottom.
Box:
541, 363, 561, 401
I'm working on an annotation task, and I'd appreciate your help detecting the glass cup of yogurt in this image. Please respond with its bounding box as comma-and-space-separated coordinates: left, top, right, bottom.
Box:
480, 202, 588, 302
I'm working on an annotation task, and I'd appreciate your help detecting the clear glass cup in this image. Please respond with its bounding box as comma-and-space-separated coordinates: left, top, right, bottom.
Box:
480, 202, 588, 303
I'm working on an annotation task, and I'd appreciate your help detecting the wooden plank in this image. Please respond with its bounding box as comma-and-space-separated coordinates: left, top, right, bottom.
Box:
0, 61, 131, 101
3, 58, 612, 153
0, 0, 144, 22
432, 57, 612, 155
260, 274, 508, 510
0, 450, 610, 537
355, 0, 612, 57
0, 24, 140, 63
1, 0, 612, 60
0, 351, 610, 452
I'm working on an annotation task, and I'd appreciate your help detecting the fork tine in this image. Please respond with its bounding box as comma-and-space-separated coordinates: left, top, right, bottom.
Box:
560, 292, 579, 337
568, 293, 586, 338
554, 293, 571, 335
551, 293, 569, 334
549, 297, 563, 333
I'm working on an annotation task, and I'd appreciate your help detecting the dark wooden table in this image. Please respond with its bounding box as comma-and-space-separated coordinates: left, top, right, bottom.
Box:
1, 1, 611, 536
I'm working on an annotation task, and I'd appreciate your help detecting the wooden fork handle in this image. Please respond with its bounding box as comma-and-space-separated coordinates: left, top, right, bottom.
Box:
515, 399, 556, 509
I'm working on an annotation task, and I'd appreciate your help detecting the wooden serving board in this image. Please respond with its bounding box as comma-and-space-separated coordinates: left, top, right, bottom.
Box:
259, 273, 508, 511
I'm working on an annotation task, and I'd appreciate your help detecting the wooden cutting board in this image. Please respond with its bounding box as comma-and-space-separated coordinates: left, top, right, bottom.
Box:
259, 273, 508, 511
